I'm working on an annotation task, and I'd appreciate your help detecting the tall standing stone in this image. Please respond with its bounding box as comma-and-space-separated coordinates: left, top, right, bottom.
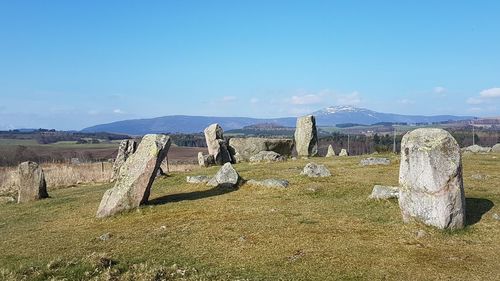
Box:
204, 124, 232, 165
325, 145, 336, 157
399, 128, 466, 230
96, 134, 171, 218
294, 115, 318, 157
18, 161, 48, 203
111, 139, 137, 182
339, 149, 348, 157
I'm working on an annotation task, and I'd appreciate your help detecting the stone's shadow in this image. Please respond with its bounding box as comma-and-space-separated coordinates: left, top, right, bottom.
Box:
466, 198, 494, 226
147, 186, 237, 206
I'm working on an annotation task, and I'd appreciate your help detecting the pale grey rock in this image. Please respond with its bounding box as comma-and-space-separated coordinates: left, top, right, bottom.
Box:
339, 149, 349, 157
247, 179, 289, 188
369, 185, 399, 200
399, 128, 466, 230
360, 157, 390, 166
111, 139, 137, 182
17, 161, 48, 203
99, 233, 112, 241
325, 145, 335, 157
0, 196, 15, 204
96, 134, 171, 218
294, 115, 318, 157
71, 158, 81, 165
415, 229, 428, 239
207, 163, 240, 188
204, 124, 232, 165
228, 137, 294, 161
249, 151, 285, 163
300, 163, 331, 177
493, 213, 500, 221
186, 175, 211, 184
197, 152, 215, 167
491, 144, 500, 152
462, 144, 491, 153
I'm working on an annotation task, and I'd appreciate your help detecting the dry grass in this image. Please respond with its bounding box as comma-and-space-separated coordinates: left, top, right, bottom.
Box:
0, 153, 499, 280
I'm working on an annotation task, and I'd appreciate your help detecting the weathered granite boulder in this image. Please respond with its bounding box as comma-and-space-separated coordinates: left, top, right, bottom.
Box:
204, 124, 232, 165
492, 144, 500, 152
462, 144, 491, 153
207, 163, 240, 188
111, 139, 137, 182
249, 151, 285, 163
339, 149, 348, 157
228, 138, 294, 162
96, 134, 171, 218
399, 128, 466, 230
198, 152, 215, 167
17, 161, 48, 203
186, 175, 211, 184
294, 115, 318, 157
325, 145, 336, 157
247, 179, 289, 188
300, 163, 331, 177
360, 157, 390, 166
369, 185, 399, 200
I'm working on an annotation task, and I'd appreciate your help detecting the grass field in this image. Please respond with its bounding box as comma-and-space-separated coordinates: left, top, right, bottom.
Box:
0, 153, 499, 280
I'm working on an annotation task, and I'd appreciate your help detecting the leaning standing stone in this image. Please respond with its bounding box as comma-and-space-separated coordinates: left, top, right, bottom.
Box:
207, 163, 241, 188
294, 115, 318, 157
399, 128, 466, 230
204, 124, 232, 165
325, 145, 336, 157
18, 161, 48, 203
96, 134, 171, 218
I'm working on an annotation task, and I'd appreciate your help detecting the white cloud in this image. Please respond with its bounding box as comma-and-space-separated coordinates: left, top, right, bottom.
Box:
467, 107, 483, 113
397, 99, 415, 105
336, 91, 361, 105
113, 109, 125, 114
290, 94, 324, 105
434, 86, 447, 95
250, 97, 259, 104
479, 87, 500, 98
222, 96, 237, 102
88, 110, 99, 115
466, 97, 483, 105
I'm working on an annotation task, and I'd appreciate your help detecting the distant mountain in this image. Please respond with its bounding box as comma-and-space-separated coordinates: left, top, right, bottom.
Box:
81, 106, 474, 135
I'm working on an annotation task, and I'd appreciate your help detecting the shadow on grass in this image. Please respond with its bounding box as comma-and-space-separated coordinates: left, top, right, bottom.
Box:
147, 186, 237, 205
466, 198, 494, 226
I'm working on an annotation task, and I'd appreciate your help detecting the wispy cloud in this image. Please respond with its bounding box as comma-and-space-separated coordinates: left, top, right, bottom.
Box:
467, 87, 500, 105
113, 109, 125, 114
290, 94, 324, 105
336, 91, 361, 105
398, 99, 415, 105
222, 96, 237, 102
434, 86, 447, 95
250, 97, 260, 104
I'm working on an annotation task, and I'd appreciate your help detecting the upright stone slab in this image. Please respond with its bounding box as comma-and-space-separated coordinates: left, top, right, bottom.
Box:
204, 124, 232, 165
18, 161, 48, 203
111, 139, 137, 182
339, 149, 348, 157
326, 145, 335, 157
399, 128, 466, 230
96, 134, 171, 218
294, 115, 318, 157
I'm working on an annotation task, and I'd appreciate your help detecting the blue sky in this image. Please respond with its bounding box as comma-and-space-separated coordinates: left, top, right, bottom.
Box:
0, 0, 499, 130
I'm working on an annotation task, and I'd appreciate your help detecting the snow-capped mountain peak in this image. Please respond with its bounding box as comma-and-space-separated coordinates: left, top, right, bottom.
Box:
315, 105, 371, 115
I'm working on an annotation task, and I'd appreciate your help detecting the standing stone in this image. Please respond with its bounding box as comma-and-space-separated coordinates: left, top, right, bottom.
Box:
294, 115, 318, 157
492, 143, 500, 152
399, 128, 466, 230
339, 149, 349, 157
111, 139, 137, 182
360, 157, 390, 166
325, 145, 336, 157
18, 161, 48, 203
96, 134, 171, 218
198, 152, 215, 167
204, 124, 232, 165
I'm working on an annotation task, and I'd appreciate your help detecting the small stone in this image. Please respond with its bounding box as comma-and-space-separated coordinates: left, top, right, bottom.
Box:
207, 163, 241, 188
416, 230, 427, 239
493, 213, 500, 221
300, 163, 331, 177
186, 175, 211, 184
462, 145, 492, 153
99, 233, 112, 241
339, 149, 349, 157
325, 145, 336, 157
0, 196, 15, 204
247, 179, 289, 188
369, 185, 399, 200
360, 157, 390, 166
